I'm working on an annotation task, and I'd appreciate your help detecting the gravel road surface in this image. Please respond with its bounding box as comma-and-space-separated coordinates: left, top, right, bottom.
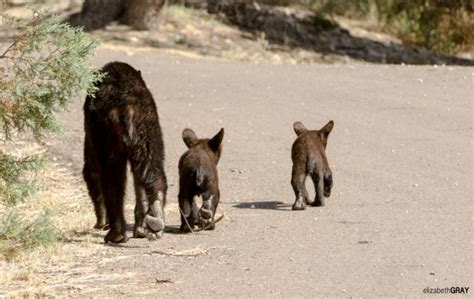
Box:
47, 46, 472, 297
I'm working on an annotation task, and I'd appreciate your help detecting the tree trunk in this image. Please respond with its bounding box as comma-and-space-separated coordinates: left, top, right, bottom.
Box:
122, 0, 166, 30
68, 0, 166, 31
68, 0, 124, 31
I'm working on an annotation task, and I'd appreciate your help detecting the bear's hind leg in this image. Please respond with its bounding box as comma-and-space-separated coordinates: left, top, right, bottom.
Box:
179, 196, 195, 233
131, 161, 166, 240
311, 170, 325, 207
101, 155, 128, 243
198, 190, 220, 230
291, 164, 309, 210
323, 170, 333, 198
83, 148, 108, 230
132, 172, 147, 238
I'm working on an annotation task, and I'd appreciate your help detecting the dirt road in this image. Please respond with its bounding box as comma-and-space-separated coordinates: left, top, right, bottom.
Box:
17, 46, 473, 297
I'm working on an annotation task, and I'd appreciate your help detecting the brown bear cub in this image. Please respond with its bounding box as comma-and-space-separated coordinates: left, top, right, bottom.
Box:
178, 128, 224, 232
83, 62, 167, 243
291, 121, 334, 210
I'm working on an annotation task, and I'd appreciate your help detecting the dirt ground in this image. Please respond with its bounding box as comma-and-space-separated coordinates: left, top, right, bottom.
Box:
0, 45, 472, 297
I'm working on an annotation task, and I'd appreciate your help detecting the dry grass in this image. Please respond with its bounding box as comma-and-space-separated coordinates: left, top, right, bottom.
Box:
0, 140, 101, 295
94, 4, 327, 64
0, 137, 192, 296
0, 142, 104, 294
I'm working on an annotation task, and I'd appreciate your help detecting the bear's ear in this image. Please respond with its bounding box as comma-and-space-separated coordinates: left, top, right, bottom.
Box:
293, 121, 307, 136
319, 120, 334, 141
208, 128, 224, 153
182, 128, 199, 148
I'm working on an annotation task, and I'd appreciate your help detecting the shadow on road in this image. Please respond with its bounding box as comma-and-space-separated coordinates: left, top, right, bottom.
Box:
233, 200, 292, 211
165, 225, 184, 235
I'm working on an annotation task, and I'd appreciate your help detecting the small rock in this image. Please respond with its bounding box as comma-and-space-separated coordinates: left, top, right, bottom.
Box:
155, 278, 173, 284
229, 168, 242, 174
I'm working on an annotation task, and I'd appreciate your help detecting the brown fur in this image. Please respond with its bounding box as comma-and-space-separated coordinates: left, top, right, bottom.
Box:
178, 128, 224, 232
291, 121, 334, 210
83, 62, 167, 243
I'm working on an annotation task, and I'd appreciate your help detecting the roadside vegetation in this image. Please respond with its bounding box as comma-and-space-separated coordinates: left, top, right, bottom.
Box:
0, 7, 102, 261
259, 0, 473, 55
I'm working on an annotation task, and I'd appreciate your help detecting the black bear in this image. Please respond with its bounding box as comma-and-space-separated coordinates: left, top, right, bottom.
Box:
291, 121, 334, 210
83, 61, 167, 243
178, 128, 224, 232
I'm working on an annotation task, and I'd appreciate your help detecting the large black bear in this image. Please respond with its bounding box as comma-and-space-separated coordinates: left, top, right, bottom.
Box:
83, 62, 167, 243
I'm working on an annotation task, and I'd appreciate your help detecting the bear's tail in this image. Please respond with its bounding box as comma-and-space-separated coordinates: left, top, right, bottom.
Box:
195, 165, 205, 188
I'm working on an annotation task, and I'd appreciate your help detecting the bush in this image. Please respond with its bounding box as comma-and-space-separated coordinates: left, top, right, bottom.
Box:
0, 9, 102, 140
241, 0, 471, 54
0, 7, 102, 260
0, 210, 61, 261
306, 0, 473, 54
0, 153, 44, 206
379, 1, 472, 54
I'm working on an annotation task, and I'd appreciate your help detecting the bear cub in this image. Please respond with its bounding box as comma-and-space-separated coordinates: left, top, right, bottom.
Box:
83, 61, 167, 243
178, 128, 224, 232
291, 121, 334, 210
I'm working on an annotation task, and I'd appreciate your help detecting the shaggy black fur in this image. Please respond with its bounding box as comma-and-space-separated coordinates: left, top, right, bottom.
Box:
83, 61, 167, 243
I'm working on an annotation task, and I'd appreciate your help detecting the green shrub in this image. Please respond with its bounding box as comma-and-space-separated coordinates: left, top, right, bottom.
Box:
305, 0, 473, 54
0, 153, 44, 206
379, 1, 473, 54
0, 210, 61, 261
0, 9, 103, 140
0, 7, 102, 259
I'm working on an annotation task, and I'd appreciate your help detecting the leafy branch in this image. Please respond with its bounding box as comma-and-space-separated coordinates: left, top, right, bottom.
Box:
0, 7, 102, 260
